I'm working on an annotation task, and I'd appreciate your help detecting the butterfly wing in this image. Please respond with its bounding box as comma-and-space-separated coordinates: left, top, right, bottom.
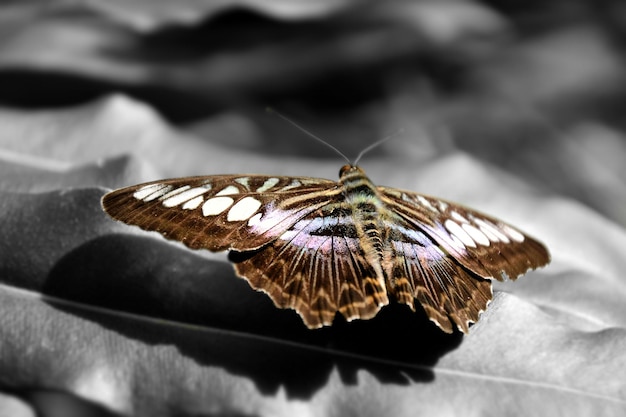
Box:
102, 173, 550, 333
381, 217, 493, 333
231, 202, 390, 329
378, 187, 550, 332
103, 174, 390, 329
102, 175, 338, 252
380, 187, 550, 280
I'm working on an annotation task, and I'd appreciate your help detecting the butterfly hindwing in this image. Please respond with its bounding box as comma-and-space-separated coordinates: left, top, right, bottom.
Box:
232, 201, 389, 329
102, 175, 337, 252
382, 218, 493, 333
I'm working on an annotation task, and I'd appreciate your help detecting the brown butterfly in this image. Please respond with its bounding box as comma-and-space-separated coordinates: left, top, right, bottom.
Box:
102, 159, 550, 333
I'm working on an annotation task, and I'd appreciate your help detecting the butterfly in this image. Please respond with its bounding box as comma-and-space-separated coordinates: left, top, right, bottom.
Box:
101, 162, 550, 334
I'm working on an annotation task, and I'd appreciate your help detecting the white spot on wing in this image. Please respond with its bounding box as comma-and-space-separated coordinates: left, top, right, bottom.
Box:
133, 184, 166, 201
300, 178, 322, 186
182, 195, 204, 210
143, 185, 173, 202
444, 219, 476, 248
462, 223, 490, 246
235, 177, 250, 188
473, 221, 499, 242
159, 185, 191, 201
502, 224, 525, 242
227, 197, 262, 221
417, 195, 438, 212
216, 185, 240, 196
202, 197, 234, 216
451, 210, 469, 224
280, 229, 298, 241
257, 177, 280, 193
279, 179, 302, 192
247, 212, 263, 226
162, 187, 210, 208
475, 219, 510, 243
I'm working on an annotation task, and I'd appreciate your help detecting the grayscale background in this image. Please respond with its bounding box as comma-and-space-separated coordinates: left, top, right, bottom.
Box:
1, 2, 625, 416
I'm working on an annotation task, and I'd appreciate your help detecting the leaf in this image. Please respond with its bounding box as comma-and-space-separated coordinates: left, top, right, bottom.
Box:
1, 98, 626, 416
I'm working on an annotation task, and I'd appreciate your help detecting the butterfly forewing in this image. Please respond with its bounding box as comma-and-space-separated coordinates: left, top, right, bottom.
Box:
102, 174, 337, 252
102, 166, 550, 333
380, 188, 551, 281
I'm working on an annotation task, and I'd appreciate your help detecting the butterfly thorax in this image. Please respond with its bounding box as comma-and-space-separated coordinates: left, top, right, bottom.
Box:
338, 165, 385, 225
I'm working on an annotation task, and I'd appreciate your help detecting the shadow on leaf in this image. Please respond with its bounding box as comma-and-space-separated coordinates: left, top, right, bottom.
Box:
1, 386, 121, 417
45, 234, 463, 398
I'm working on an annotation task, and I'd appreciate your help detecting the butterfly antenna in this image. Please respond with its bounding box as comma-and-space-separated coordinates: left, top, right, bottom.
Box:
352, 128, 405, 166
266, 107, 351, 164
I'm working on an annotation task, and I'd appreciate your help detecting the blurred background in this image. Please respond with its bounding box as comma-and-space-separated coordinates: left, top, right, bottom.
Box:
1, 0, 625, 226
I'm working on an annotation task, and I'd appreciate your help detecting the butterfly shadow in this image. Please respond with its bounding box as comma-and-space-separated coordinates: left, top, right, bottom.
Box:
45, 234, 463, 399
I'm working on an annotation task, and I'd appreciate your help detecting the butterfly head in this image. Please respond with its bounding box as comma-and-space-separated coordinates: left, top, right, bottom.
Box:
339, 164, 366, 179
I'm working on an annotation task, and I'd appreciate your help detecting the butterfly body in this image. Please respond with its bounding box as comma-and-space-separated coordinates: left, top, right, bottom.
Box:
102, 164, 550, 333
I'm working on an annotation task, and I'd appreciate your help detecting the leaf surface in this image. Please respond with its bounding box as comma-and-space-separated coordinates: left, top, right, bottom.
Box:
1, 98, 625, 416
